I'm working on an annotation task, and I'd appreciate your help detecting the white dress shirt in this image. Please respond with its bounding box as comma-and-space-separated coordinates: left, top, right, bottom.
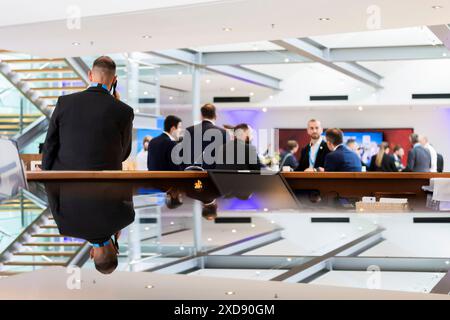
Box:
309, 137, 323, 168
424, 143, 438, 173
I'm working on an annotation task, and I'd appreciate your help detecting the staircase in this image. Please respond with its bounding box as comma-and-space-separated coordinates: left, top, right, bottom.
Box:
0, 208, 89, 278
0, 51, 89, 149
0, 114, 41, 138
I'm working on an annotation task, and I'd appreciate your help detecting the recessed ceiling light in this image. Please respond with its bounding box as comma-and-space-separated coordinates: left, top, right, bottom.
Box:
249, 92, 254, 96
319, 17, 331, 21
231, 229, 237, 233
135, 109, 140, 113
144, 91, 148, 95
178, 71, 183, 75
169, 96, 174, 100
207, 238, 212, 242
432, 5, 443, 9
145, 285, 154, 289
230, 87, 235, 92
443, 52, 448, 57
72, 42, 80, 46
223, 27, 233, 32
262, 107, 268, 113
142, 35, 152, 39
284, 58, 290, 63
205, 79, 211, 84
269, 95, 274, 100
225, 291, 235, 295
358, 106, 364, 111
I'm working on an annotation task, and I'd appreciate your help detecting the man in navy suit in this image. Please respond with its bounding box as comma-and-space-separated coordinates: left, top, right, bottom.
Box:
147, 115, 182, 171
322, 128, 362, 172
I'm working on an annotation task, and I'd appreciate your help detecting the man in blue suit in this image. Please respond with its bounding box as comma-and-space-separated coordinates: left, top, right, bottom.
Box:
322, 128, 362, 172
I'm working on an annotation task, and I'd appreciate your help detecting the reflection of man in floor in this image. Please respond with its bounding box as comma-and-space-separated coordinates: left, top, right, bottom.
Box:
45, 182, 135, 274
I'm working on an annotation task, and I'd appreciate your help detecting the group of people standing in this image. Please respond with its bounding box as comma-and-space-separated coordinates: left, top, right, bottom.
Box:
279, 119, 443, 173
145, 104, 263, 171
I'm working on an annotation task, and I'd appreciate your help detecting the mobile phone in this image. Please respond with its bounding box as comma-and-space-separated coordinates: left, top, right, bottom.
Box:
111, 80, 118, 96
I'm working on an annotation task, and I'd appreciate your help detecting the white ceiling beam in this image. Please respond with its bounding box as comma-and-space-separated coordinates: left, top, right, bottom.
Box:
202, 45, 450, 65
272, 38, 383, 89
428, 24, 450, 49
148, 49, 281, 90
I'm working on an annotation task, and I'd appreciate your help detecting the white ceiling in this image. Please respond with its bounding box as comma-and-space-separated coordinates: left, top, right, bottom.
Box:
0, 0, 224, 27
1, 0, 450, 57
311, 26, 443, 48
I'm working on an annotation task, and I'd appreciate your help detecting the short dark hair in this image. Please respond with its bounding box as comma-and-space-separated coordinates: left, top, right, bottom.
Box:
346, 138, 356, 146
201, 104, 217, 120
164, 115, 182, 133
410, 133, 419, 144
393, 144, 403, 153
325, 128, 344, 146
92, 56, 116, 78
94, 256, 118, 275
286, 140, 299, 151
233, 123, 250, 132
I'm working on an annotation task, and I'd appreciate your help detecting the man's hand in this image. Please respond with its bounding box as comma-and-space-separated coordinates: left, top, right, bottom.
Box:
304, 168, 315, 172
317, 167, 325, 172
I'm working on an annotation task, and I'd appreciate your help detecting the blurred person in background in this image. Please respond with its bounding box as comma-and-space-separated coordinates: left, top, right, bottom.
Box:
369, 142, 397, 172
420, 136, 438, 173
392, 145, 405, 171
279, 140, 299, 171
136, 136, 152, 170
406, 133, 431, 172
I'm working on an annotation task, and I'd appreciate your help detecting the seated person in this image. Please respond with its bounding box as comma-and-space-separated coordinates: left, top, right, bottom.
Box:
322, 128, 362, 172
214, 124, 264, 171
279, 140, 299, 171
147, 115, 182, 171
369, 142, 398, 172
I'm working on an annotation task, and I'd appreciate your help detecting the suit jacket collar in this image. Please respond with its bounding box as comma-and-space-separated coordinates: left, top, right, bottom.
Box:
86, 85, 110, 95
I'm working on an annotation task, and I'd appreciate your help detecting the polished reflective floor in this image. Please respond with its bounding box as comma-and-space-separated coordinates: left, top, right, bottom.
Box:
1, 175, 450, 295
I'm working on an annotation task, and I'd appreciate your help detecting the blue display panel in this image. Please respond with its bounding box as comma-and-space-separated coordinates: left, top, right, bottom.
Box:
343, 131, 384, 165
136, 116, 164, 153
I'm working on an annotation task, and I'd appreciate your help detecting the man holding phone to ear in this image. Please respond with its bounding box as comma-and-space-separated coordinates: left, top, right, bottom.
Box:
42, 56, 134, 171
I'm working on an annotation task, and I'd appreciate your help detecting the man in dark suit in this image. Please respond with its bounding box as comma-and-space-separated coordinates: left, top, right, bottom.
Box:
322, 128, 362, 172
45, 181, 135, 275
295, 119, 331, 172
182, 104, 229, 169
42, 56, 134, 171
215, 124, 264, 171
147, 115, 182, 171
406, 134, 431, 172
437, 153, 444, 173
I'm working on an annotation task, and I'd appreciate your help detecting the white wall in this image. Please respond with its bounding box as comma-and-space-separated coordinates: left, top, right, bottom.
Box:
162, 106, 450, 171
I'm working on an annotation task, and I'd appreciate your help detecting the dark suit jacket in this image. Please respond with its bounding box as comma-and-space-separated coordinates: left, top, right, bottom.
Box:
214, 140, 264, 171
42, 85, 134, 171
437, 153, 444, 173
369, 154, 398, 172
45, 182, 135, 244
296, 140, 331, 171
324, 145, 362, 172
183, 120, 229, 169
406, 145, 431, 172
147, 133, 180, 171
280, 151, 299, 170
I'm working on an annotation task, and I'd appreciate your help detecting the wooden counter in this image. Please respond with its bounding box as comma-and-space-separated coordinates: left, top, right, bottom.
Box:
26, 171, 450, 181
26, 171, 450, 210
